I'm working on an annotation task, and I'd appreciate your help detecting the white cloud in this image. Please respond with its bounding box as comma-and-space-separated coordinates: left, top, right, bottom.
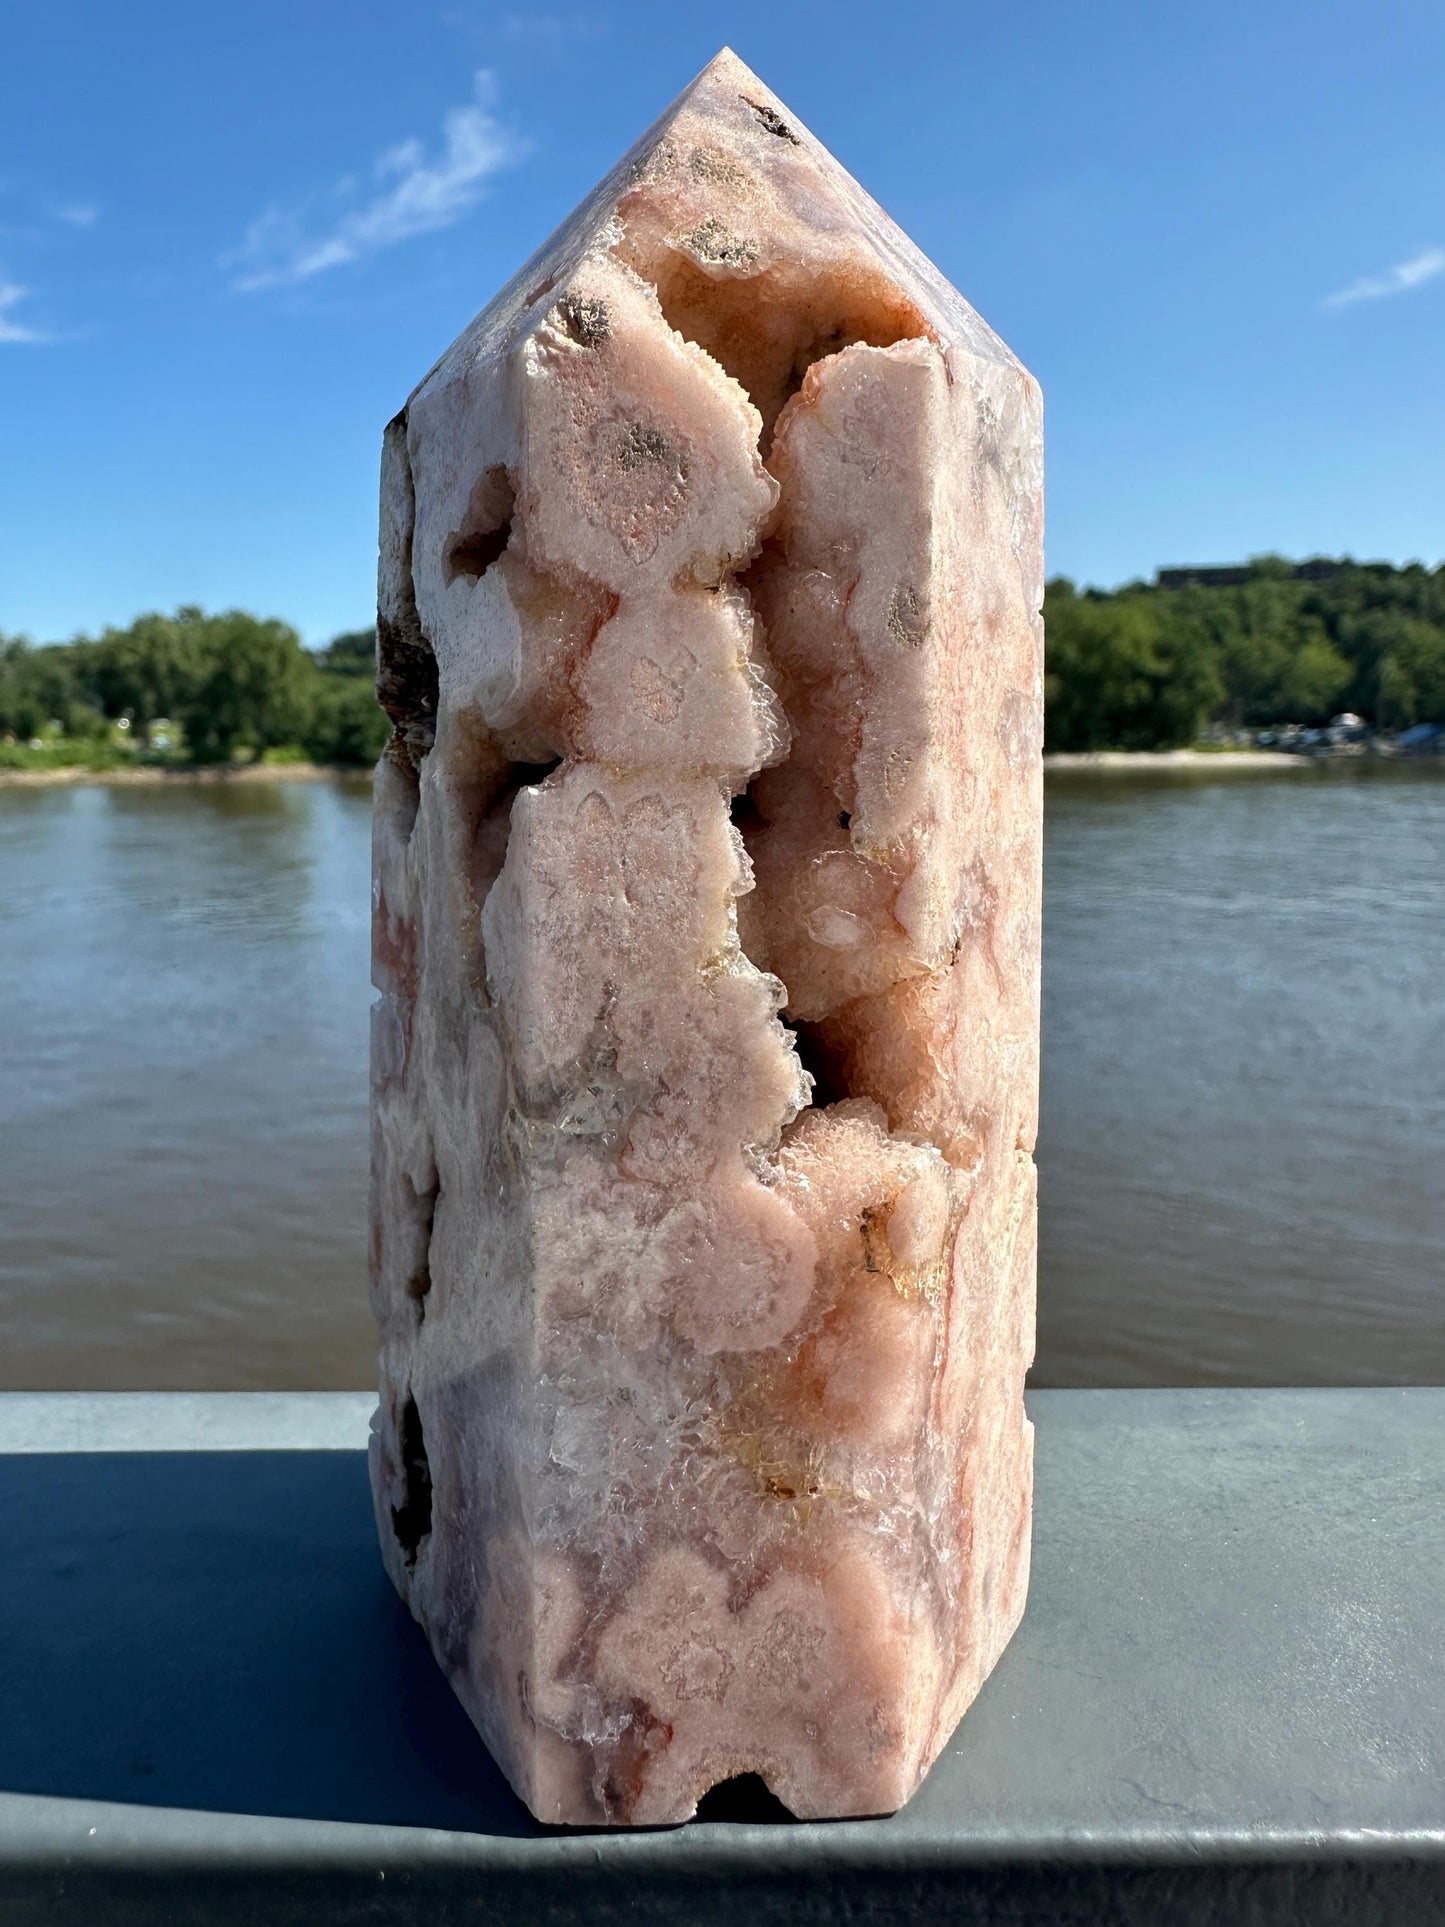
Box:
54, 203, 98, 227
1323, 246, 1445, 309
496, 9, 609, 45
0, 281, 46, 343
228, 71, 521, 292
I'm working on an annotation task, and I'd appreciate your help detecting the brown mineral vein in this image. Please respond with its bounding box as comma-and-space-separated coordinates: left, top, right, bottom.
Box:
369, 47, 1042, 1827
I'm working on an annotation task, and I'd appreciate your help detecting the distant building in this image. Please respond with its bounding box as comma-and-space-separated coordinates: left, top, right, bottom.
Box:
1156, 566, 1251, 590
1156, 560, 1348, 590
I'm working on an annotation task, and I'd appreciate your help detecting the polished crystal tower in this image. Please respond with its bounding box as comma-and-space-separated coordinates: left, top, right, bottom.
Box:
369, 48, 1043, 1825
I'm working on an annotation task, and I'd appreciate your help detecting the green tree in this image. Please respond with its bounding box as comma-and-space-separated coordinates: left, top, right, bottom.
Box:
171, 610, 313, 761
1278, 634, 1353, 720
300, 624, 386, 764
1376, 620, 1445, 727
1178, 572, 1327, 724
1044, 585, 1222, 751
0, 635, 105, 740
1046, 555, 1445, 743
317, 628, 377, 676
303, 674, 390, 765
83, 611, 203, 739
10, 554, 1438, 768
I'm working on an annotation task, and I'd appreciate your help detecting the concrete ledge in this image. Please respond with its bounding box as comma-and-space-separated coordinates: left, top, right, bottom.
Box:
1, 1388, 1441, 1924
0, 1390, 376, 1455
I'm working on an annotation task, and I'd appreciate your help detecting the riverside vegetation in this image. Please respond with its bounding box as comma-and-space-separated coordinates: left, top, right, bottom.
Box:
2, 555, 1443, 770
1044, 555, 1445, 750
0, 613, 385, 772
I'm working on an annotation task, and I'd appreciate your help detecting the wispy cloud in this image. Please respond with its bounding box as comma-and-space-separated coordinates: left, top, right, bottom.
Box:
0, 281, 46, 343
1323, 246, 1445, 309
228, 71, 522, 292
54, 202, 98, 228
496, 8, 610, 46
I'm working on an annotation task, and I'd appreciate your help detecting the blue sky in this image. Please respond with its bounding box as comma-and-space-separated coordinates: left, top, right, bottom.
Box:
3, 0, 1442, 646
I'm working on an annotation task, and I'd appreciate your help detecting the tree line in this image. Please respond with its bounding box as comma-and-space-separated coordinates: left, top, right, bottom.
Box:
1044, 555, 1445, 751
2, 555, 1443, 766
0, 610, 387, 767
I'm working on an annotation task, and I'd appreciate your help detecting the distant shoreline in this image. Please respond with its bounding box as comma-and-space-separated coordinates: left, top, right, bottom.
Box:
0, 760, 356, 789
0, 746, 1389, 790
1044, 749, 1304, 771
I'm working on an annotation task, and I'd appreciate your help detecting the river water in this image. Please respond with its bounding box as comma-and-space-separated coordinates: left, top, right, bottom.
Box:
1, 765, 1440, 1390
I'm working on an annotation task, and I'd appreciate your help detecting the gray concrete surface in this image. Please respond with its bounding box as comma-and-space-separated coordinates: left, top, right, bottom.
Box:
0, 1386, 1441, 1923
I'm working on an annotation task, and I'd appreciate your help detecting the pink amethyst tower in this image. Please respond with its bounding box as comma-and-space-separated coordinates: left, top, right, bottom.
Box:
369, 49, 1043, 1826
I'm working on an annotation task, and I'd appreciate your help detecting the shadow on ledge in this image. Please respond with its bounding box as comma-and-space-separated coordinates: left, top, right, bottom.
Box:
0, 1450, 549, 1834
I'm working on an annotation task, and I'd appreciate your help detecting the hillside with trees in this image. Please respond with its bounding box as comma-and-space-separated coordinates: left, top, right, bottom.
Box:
1044, 556, 1445, 752
2, 556, 1443, 768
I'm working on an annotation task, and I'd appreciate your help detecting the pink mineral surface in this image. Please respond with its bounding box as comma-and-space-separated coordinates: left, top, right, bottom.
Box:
369, 48, 1044, 1826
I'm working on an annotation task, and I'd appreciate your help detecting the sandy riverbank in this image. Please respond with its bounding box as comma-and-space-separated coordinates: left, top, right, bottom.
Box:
1044, 749, 1304, 771
2, 748, 1312, 787
0, 760, 355, 789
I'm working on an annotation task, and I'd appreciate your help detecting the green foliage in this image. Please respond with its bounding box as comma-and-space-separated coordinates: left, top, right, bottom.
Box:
0, 634, 109, 741
1282, 635, 1354, 718
302, 672, 391, 765
0, 736, 128, 772
6, 557, 1442, 769
1376, 618, 1445, 727
168, 610, 313, 761
79, 612, 201, 740
317, 629, 377, 676
1044, 585, 1223, 751
304, 626, 388, 762
1, 610, 387, 768
1043, 556, 1445, 750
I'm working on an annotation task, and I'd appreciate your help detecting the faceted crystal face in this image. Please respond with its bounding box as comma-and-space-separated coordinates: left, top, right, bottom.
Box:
369, 47, 1043, 1826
